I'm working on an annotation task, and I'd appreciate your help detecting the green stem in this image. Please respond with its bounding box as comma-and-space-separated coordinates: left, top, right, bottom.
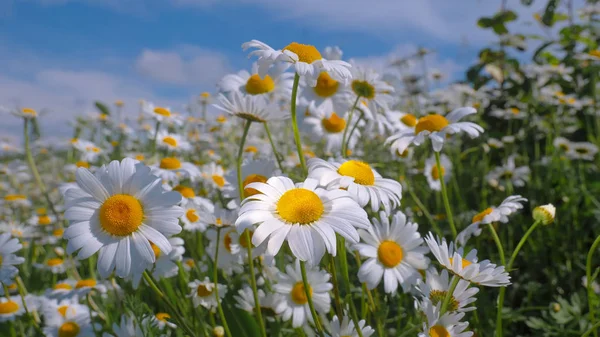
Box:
213, 229, 232, 337
488, 224, 506, 266
440, 276, 460, 315
151, 121, 161, 158
299, 260, 325, 337
490, 223, 506, 337
329, 257, 343, 318
290, 73, 307, 175
263, 123, 285, 173
587, 234, 600, 337
341, 96, 361, 158
584, 321, 600, 337
435, 151, 457, 237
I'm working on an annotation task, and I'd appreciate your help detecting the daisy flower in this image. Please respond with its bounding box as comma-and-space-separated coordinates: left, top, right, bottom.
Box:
180, 202, 212, 233
330, 315, 375, 337
355, 211, 429, 294
150, 237, 185, 280
43, 307, 95, 337
386, 110, 418, 133
485, 155, 530, 189
416, 269, 478, 313
205, 227, 245, 275
34, 258, 74, 274
425, 233, 511, 287
188, 277, 227, 311
145, 312, 177, 331
201, 162, 229, 192
236, 176, 370, 265
2, 194, 32, 208
273, 261, 332, 327
301, 71, 350, 112
223, 159, 279, 203
424, 154, 452, 191
533, 204, 556, 225
567, 141, 598, 161
107, 314, 144, 337
155, 131, 192, 153
0, 295, 26, 322
218, 62, 293, 99
169, 184, 214, 209
62, 158, 183, 284
304, 99, 362, 154
141, 102, 184, 126
456, 195, 527, 246
385, 107, 484, 154
242, 40, 352, 86
3, 107, 40, 119
152, 157, 201, 184
213, 91, 287, 123
307, 158, 402, 212
418, 299, 473, 337
234, 287, 284, 321
0, 233, 25, 284
346, 63, 394, 112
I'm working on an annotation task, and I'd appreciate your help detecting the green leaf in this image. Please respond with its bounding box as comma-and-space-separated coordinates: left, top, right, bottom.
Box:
492, 23, 509, 35
477, 17, 494, 28
224, 304, 261, 337
95, 101, 110, 116
498, 10, 518, 23
542, 0, 560, 26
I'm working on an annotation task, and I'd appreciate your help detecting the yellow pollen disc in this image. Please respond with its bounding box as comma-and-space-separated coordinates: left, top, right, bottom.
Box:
283, 42, 322, 63
185, 259, 195, 267
472, 102, 481, 109
321, 112, 346, 133
415, 114, 449, 134
196, 284, 213, 297
276, 189, 324, 224
53, 229, 64, 237
555, 91, 565, 97
46, 258, 64, 266
337, 160, 375, 185
163, 136, 178, 147
21, 108, 37, 116
54, 283, 72, 290
449, 257, 472, 268
472, 207, 493, 223
135, 154, 145, 161
243, 174, 268, 198
245, 74, 275, 95
431, 165, 445, 181
75, 279, 97, 289
58, 305, 69, 317
212, 175, 225, 188
224, 230, 234, 252
216, 218, 223, 226
75, 161, 89, 168
567, 97, 575, 104
351, 80, 376, 99
0, 301, 19, 314
313, 72, 339, 97
590, 50, 600, 58
115, 100, 124, 107
290, 282, 312, 305
216, 115, 227, 123
156, 312, 170, 322
38, 215, 52, 226
429, 325, 450, 337
245, 146, 258, 153
377, 240, 404, 268
91, 147, 100, 153
99, 194, 144, 236
58, 322, 80, 337
4, 194, 26, 201
36, 207, 47, 215
149, 242, 161, 259
173, 185, 195, 198
429, 290, 459, 312
239, 229, 253, 248
400, 114, 417, 127
153, 107, 171, 117
186, 209, 199, 223
201, 92, 210, 98
509, 107, 520, 115
159, 157, 182, 170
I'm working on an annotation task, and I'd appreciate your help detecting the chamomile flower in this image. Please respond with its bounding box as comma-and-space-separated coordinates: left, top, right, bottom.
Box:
34, 257, 73, 274
307, 158, 402, 212
490, 106, 527, 120
236, 176, 370, 265
242, 40, 352, 86
0, 295, 26, 322
62, 158, 183, 283
2, 194, 32, 208
416, 269, 478, 313
180, 202, 212, 232
456, 195, 527, 245
273, 261, 332, 327
213, 91, 287, 123
223, 159, 279, 203
386, 110, 418, 133
152, 157, 201, 184
156, 131, 192, 153
355, 211, 429, 294
29, 214, 57, 229
0, 233, 25, 283
418, 299, 473, 337
150, 237, 185, 280
304, 99, 361, 154
43, 306, 94, 337
424, 154, 452, 191
425, 233, 511, 287
234, 287, 284, 321
330, 315, 375, 337
301, 71, 350, 112
201, 162, 229, 192
346, 63, 394, 112
567, 142, 598, 161
386, 107, 484, 154
146, 312, 177, 331
188, 277, 227, 311
205, 227, 245, 275
218, 62, 293, 99
486, 155, 530, 188
169, 184, 214, 209
4, 107, 40, 119
141, 102, 184, 126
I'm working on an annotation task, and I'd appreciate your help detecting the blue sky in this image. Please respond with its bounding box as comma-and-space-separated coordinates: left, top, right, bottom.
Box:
0, 0, 574, 140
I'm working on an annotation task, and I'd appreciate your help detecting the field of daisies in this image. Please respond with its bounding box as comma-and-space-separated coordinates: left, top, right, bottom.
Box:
2, 2, 600, 337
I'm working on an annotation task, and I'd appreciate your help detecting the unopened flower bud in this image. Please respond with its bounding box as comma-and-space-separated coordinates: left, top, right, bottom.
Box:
213, 326, 225, 337
533, 204, 555, 225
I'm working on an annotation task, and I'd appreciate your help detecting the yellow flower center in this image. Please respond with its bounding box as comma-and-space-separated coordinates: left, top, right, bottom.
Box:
4, 194, 26, 201
153, 107, 171, 117
400, 114, 417, 127
429, 325, 450, 337
75, 279, 96, 289
245, 146, 258, 153
377, 240, 404, 268
245, 74, 275, 95
75, 161, 89, 168
163, 136, 178, 147
159, 157, 182, 170
57, 305, 69, 317
431, 165, 445, 181
0, 301, 19, 314
290, 282, 312, 305
185, 259, 195, 267
36, 207, 47, 215
472, 207, 493, 223
276, 189, 324, 224
173, 185, 195, 198
509, 107, 520, 115
156, 312, 170, 322
196, 284, 213, 297
448, 257, 472, 268
429, 290, 459, 312
135, 154, 145, 161
21, 108, 37, 116
224, 230, 234, 252
321, 112, 346, 133
38, 215, 52, 226
313, 72, 339, 97
99, 194, 144, 236
283, 42, 322, 64
589, 50, 600, 58
212, 175, 225, 188
185, 209, 199, 223
201, 92, 210, 98
351, 80, 376, 99
216, 115, 227, 123
150, 242, 161, 259
58, 322, 80, 337
46, 258, 64, 266
243, 174, 268, 198
53, 229, 64, 237
415, 114, 449, 134
337, 160, 375, 185
239, 229, 253, 248
54, 283, 72, 290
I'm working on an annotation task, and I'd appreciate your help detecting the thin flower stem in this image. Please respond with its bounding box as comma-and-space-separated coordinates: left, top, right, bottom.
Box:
213, 229, 233, 337
586, 234, 600, 337
347, 294, 365, 337
440, 276, 460, 315
489, 223, 507, 337
342, 96, 361, 158
235, 120, 267, 337
151, 121, 161, 157
328, 257, 344, 318
290, 73, 307, 175
435, 151, 457, 237
263, 123, 285, 173
583, 321, 600, 337
299, 260, 325, 337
